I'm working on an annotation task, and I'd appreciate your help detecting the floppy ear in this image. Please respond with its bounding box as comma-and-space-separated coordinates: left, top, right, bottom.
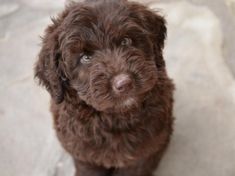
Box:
34, 11, 69, 104
129, 4, 167, 70
147, 12, 167, 70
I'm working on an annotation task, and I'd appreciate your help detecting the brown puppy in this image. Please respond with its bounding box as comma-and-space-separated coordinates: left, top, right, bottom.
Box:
34, 0, 174, 175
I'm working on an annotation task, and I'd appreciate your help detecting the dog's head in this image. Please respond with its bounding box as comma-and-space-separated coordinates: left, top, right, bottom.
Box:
35, 0, 167, 112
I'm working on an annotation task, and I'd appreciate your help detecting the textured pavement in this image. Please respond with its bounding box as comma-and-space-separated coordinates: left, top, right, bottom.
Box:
0, 0, 235, 176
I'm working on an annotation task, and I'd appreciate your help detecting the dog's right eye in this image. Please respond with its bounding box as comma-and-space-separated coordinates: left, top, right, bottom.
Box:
80, 53, 92, 64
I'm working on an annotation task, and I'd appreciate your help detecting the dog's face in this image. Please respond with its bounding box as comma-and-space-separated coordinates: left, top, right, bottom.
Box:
35, 0, 167, 113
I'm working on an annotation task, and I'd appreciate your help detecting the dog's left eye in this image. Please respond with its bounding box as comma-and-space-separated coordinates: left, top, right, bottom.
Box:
121, 37, 132, 46
80, 53, 92, 64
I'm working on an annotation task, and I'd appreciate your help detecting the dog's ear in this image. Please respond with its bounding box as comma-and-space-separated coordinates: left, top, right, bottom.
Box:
147, 12, 167, 70
34, 10, 70, 104
129, 4, 167, 70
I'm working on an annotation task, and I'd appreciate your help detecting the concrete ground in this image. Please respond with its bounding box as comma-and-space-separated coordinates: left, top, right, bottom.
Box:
0, 0, 235, 176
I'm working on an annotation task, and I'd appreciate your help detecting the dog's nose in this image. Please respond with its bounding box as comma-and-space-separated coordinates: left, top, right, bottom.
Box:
113, 74, 133, 93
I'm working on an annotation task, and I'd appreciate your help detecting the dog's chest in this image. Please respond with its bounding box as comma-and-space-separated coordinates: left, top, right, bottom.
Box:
54, 108, 156, 167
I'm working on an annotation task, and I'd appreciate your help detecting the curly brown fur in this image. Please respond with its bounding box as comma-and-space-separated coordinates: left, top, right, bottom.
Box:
34, 0, 174, 176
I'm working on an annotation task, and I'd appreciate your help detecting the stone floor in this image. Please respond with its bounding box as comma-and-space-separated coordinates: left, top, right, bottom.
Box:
0, 0, 235, 176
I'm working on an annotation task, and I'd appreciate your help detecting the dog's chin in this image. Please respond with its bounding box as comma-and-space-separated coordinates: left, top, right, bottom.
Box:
113, 97, 140, 113
93, 96, 140, 113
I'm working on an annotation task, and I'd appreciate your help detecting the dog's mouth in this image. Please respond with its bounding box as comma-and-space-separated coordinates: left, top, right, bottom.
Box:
75, 73, 156, 113
114, 96, 142, 112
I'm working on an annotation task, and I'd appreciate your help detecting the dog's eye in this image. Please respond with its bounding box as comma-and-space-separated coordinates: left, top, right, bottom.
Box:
80, 53, 92, 64
121, 37, 132, 46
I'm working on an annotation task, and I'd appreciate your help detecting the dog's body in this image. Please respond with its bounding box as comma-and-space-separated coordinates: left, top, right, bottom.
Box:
35, 0, 174, 175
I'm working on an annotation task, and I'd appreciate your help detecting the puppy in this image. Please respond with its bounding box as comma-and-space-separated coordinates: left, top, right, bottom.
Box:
35, 0, 174, 175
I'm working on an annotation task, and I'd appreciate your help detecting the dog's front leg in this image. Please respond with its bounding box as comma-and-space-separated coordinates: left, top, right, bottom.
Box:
73, 159, 112, 176
112, 153, 164, 176
113, 166, 153, 176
